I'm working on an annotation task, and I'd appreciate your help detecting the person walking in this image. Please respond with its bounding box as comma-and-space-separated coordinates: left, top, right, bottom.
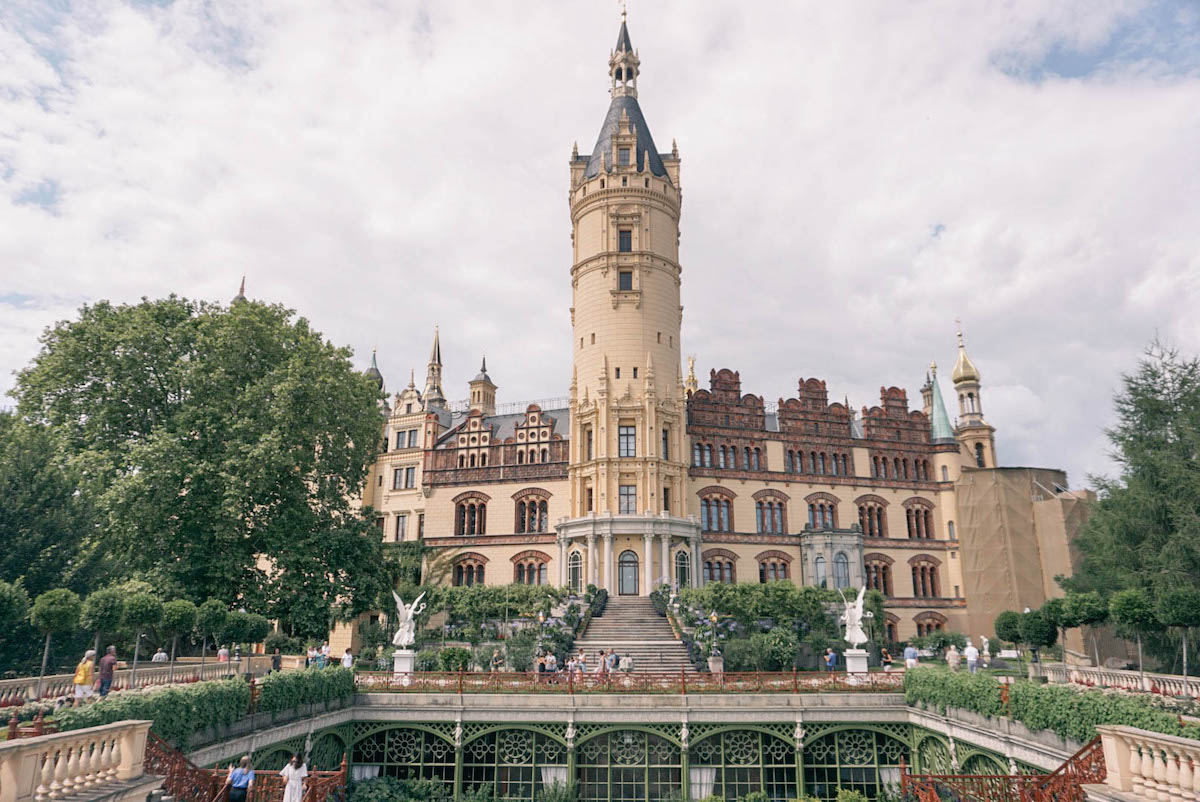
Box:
306, 646, 317, 668
73, 650, 96, 706
218, 757, 254, 802
490, 649, 503, 673
98, 646, 118, 698
271, 648, 283, 674
903, 643, 919, 670
320, 642, 332, 666
607, 650, 620, 672
279, 754, 307, 802
881, 648, 894, 673
341, 648, 354, 669
964, 641, 980, 674
217, 644, 230, 663
620, 654, 635, 673
824, 648, 838, 672
946, 644, 961, 672
595, 650, 607, 674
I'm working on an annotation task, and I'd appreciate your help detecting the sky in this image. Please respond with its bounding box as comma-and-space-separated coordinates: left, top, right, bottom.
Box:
1, 0, 1198, 489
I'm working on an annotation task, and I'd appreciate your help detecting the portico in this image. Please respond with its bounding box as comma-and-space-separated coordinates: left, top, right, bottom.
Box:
556, 512, 702, 595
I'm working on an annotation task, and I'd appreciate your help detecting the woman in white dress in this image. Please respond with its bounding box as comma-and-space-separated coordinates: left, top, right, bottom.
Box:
279, 754, 308, 802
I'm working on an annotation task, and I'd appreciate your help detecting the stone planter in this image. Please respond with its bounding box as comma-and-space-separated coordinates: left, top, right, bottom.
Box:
707, 655, 724, 674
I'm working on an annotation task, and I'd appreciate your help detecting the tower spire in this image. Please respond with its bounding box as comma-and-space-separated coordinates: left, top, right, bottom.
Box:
422, 327, 446, 409
231, 276, 247, 305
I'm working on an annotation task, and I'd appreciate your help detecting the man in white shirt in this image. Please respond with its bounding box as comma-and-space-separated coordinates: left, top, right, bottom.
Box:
341, 649, 354, 669
964, 641, 980, 674
152, 647, 168, 663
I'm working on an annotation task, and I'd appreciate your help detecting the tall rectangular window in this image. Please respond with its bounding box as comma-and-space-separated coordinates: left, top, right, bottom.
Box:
618, 147, 630, 165
662, 487, 670, 512
619, 271, 633, 291
661, 428, 669, 458
618, 425, 636, 457
408, 430, 419, 448
392, 468, 403, 490
417, 513, 424, 538
405, 466, 416, 488
619, 485, 637, 514
618, 230, 632, 252
587, 488, 594, 512
586, 429, 594, 460
395, 432, 404, 450
395, 514, 407, 541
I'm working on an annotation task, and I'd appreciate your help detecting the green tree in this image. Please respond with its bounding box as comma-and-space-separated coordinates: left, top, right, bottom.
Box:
0, 579, 30, 643
1064, 591, 1109, 667
1156, 587, 1200, 679
1065, 342, 1200, 669
29, 588, 82, 698
0, 413, 104, 599
1040, 597, 1067, 654
81, 587, 126, 657
1020, 610, 1058, 656
13, 296, 386, 634
1110, 588, 1158, 678
161, 599, 198, 681
196, 598, 228, 668
994, 610, 1022, 645
123, 592, 163, 682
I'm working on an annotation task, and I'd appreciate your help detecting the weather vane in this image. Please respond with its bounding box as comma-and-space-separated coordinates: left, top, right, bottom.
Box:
619, 0, 627, 22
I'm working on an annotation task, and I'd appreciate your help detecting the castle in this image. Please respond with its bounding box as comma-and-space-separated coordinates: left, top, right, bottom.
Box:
332, 18, 1092, 652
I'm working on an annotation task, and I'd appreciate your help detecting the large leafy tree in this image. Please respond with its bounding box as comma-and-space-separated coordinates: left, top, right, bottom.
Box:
14, 296, 386, 635
0, 412, 104, 596
1064, 341, 1200, 668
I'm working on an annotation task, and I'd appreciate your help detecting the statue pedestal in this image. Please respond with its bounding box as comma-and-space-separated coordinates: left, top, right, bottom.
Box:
844, 648, 869, 677
393, 649, 414, 685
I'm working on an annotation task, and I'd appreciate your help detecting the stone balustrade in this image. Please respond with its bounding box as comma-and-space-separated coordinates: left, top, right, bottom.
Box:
0, 657, 274, 705
1043, 663, 1200, 698
1096, 725, 1200, 800
0, 720, 155, 802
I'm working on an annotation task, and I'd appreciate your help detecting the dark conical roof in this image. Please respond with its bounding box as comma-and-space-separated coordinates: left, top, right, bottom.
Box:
364, 349, 384, 390
615, 20, 633, 53
584, 95, 668, 179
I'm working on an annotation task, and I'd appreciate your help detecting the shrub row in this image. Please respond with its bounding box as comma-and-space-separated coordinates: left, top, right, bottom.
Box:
255, 666, 355, 714
903, 667, 1199, 743
54, 678, 250, 748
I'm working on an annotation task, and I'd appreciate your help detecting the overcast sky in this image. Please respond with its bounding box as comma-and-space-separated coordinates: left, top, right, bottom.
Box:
2, 1, 1198, 488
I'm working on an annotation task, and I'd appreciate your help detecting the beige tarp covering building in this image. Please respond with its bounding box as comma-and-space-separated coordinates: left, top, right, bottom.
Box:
956, 466, 1097, 658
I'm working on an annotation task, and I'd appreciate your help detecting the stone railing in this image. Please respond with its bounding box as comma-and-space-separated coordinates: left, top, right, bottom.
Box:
0, 720, 154, 802
1043, 664, 1200, 698
0, 657, 274, 705
1096, 724, 1200, 800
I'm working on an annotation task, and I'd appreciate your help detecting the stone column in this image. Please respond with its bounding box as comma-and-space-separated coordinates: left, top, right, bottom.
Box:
660, 534, 671, 588
587, 534, 598, 587
643, 534, 654, 596
691, 536, 703, 587
558, 537, 567, 586
604, 533, 614, 592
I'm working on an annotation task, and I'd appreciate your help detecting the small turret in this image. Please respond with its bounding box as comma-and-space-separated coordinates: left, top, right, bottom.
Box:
468, 356, 496, 416
364, 348, 384, 392
231, 276, 247, 305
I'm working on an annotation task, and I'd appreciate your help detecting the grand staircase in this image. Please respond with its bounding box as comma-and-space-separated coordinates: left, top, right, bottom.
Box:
572, 597, 696, 674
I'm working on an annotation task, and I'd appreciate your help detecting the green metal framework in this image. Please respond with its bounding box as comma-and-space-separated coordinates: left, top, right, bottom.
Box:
237, 719, 1043, 801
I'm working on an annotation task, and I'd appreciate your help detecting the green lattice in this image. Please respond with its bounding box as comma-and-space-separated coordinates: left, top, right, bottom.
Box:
916, 737, 952, 774
689, 729, 796, 801
577, 729, 681, 802
961, 752, 1007, 776
461, 728, 568, 801
803, 728, 910, 802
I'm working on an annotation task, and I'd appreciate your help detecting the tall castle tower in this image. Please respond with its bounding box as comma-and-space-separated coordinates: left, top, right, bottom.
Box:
952, 329, 997, 468
558, 16, 700, 596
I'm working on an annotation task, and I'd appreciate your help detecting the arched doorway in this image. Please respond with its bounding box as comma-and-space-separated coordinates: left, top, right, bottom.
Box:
674, 551, 690, 588
618, 550, 639, 596
568, 551, 583, 592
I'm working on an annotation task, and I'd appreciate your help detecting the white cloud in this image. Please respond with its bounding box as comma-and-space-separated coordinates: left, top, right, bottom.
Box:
1, 0, 1198, 488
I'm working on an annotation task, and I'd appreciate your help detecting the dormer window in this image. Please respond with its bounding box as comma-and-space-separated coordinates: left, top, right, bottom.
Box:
618, 148, 630, 166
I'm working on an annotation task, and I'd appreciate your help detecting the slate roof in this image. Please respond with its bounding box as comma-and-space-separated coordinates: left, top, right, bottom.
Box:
615, 20, 633, 53
434, 408, 569, 449
583, 95, 670, 180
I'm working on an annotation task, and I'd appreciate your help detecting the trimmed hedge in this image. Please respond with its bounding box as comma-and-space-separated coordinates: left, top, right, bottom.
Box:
52, 667, 355, 747
256, 666, 355, 714
904, 667, 1199, 743
53, 678, 250, 748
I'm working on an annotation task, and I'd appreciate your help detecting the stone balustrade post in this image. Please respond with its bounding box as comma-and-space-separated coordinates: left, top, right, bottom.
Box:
1099, 725, 1200, 801
0, 721, 152, 802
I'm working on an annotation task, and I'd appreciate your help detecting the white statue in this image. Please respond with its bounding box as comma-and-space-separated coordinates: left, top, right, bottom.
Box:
391, 591, 427, 648
980, 635, 991, 665
838, 587, 872, 648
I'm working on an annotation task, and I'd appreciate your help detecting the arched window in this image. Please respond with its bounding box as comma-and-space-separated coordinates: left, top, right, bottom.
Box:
831, 455, 840, 476
541, 448, 548, 463
856, 497, 887, 538
699, 489, 735, 532
516, 501, 527, 534
700, 499, 710, 531
458, 454, 465, 468
675, 551, 690, 588
693, 443, 702, 466
757, 552, 791, 585
753, 448, 761, 470
744, 447, 751, 469
833, 552, 851, 589
704, 445, 713, 467
866, 557, 892, 596
517, 451, 525, 465
718, 446, 727, 469
796, 451, 806, 474
818, 453, 826, 474
785, 451, 794, 472
814, 556, 827, 588
841, 455, 849, 475
453, 555, 487, 587
568, 551, 583, 592
454, 495, 488, 536
809, 453, 817, 473
975, 442, 986, 467
703, 551, 736, 584
947, 520, 956, 540
910, 558, 941, 598
902, 459, 909, 480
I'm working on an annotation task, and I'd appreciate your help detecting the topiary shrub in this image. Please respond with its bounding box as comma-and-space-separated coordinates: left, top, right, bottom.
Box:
264, 632, 304, 655
438, 646, 472, 671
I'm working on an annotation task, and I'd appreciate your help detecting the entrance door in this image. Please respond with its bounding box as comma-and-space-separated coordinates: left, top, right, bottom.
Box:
618, 550, 639, 596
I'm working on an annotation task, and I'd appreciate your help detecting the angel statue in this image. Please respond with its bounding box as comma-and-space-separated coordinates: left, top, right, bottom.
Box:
838, 587, 873, 649
391, 591, 427, 649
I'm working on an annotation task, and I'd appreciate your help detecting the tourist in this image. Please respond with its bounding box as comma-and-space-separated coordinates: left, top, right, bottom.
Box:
73, 650, 95, 706
824, 648, 837, 672
218, 756, 254, 802
341, 648, 354, 669
546, 652, 558, 673
271, 648, 283, 673
946, 644, 961, 671
490, 649, 503, 673
567, 655, 579, 677
98, 646, 118, 698
881, 648, 894, 673
217, 644, 230, 663
152, 647, 168, 663
321, 642, 332, 665
595, 650, 607, 674
620, 654, 635, 673
279, 754, 307, 802
607, 650, 620, 672
306, 646, 317, 668
964, 640, 980, 674
903, 643, 919, 670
